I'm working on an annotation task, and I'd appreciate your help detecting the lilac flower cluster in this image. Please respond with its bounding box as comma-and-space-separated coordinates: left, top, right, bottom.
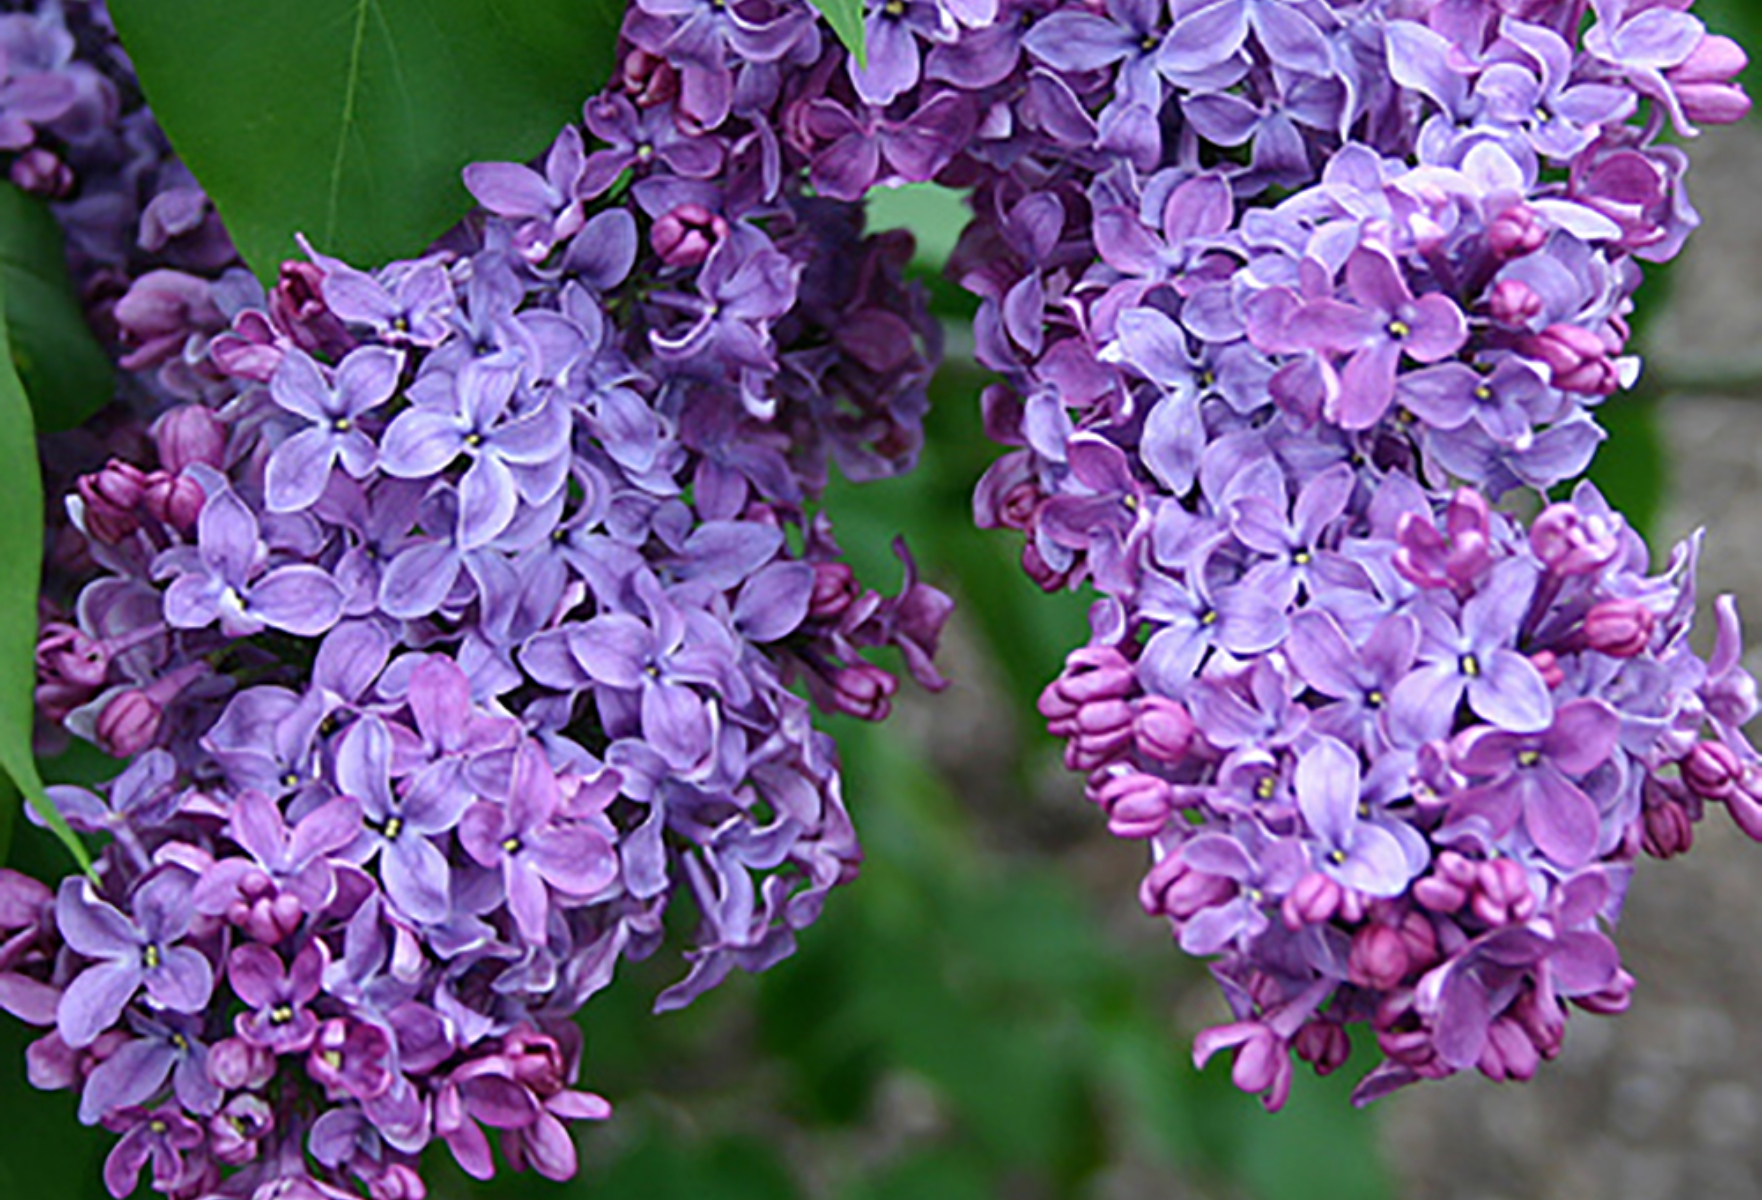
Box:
6, 1, 953, 1196
893, 0, 1751, 1107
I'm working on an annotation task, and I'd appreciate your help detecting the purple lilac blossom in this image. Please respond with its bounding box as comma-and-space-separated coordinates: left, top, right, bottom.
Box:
9, 0, 952, 1196
954, 0, 1756, 1116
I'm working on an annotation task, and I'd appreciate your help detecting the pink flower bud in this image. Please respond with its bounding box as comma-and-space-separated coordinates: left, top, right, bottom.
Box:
1479, 1017, 1540, 1082
1582, 598, 1654, 657
1413, 873, 1467, 912
95, 689, 163, 757
620, 48, 679, 108
143, 471, 206, 533
1348, 923, 1411, 990
1395, 909, 1440, 970
829, 664, 898, 721
1529, 649, 1565, 689
269, 260, 353, 358
1139, 855, 1234, 920
1643, 797, 1695, 859
1487, 278, 1543, 326
1293, 1020, 1351, 1076
651, 203, 729, 269
1667, 35, 1751, 125
1133, 695, 1195, 764
1280, 871, 1341, 929
1094, 770, 1173, 839
1519, 324, 1618, 395
93, 459, 149, 510
808, 562, 859, 620
153, 405, 228, 473
505, 1027, 569, 1096
10, 147, 72, 198
1049, 646, 1136, 709
1683, 739, 1743, 799
37, 623, 109, 689
369, 1164, 428, 1200
1487, 205, 1545, 258
1723, 770, 1762, 842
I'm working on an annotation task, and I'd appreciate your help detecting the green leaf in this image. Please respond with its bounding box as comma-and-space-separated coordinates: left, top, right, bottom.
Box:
0, 269, 91, 875
0, 183, 114, 433
865, 182, 969, 271
108, 0, 625, 282
808, 0, 867, 67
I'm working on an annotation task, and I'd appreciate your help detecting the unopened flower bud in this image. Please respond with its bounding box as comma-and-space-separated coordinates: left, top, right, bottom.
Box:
1293, 1019, 1351, 1076
143, 471, 206, 532
1281, 871, 1342, 929
1349, 923, 1411, 990
1021, 542, 1073, 591
1520, 324, 1618, 395
1643, 797, 1695, 858
1722, 769, 1762, 842
620, 47, 679, 108
153, 405, 228, 473
1133, 695, 1195, 764
270, 260, 353, 358
808, 562, 859, 620
1046, 646, 1136, 712
1667, 35, 1752, 125
1574, 968, 1637, 1015
10, 147, 73, 198
1583, 598, 1654, 657
1487, 278, 1543, 326
651, 203, 729, 269
1479, 1017, 1541, 1082
369, 1164, 428, 1200
829, 664, 898, 721
95, 689, 162, 757
998, 481, 1041, 531
1683, 739, 1743, 800
1529, 649, 1565, 689
37, 623, 109, 689
1488, 206, 1545, 258
1139, 855, 1234, 920
1094, 770, 1173, 839
1471, 857, 1535, 926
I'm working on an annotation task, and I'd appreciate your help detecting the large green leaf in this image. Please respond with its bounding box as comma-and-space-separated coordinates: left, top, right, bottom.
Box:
0, 272, 91, 874
0, 184, 114, 433
108, 0, 625, 282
